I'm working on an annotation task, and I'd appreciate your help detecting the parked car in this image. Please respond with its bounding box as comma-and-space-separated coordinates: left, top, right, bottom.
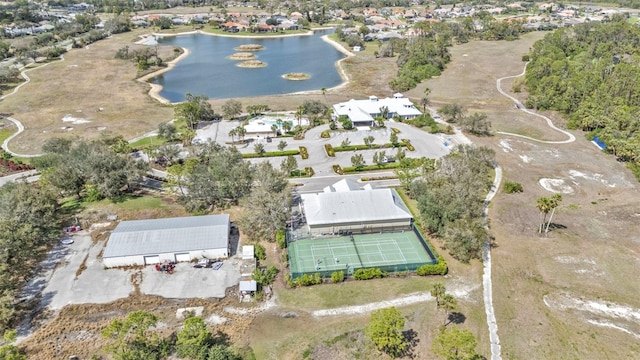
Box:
194, 259, 213, 268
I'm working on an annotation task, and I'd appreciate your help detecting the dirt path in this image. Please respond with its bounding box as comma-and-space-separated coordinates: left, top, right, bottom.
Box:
483, 163, 502, 360
495, 63, 575, 144
1, 59, 62, 158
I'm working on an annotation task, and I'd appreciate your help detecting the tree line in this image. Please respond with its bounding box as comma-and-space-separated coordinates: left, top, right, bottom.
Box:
407, 145, 495, 263
523, 17, 640, 179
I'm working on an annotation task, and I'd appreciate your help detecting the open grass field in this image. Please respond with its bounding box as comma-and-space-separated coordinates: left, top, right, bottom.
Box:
417, 31, 640, 359
14, 25, 640, 359
1, 28, 175, 155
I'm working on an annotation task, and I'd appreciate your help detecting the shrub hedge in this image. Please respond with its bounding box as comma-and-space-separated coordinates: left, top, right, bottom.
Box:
320, 130, 331, 138
391, 127, 401, 134
332, 164, 344, 175
325, 144, 335, 157
299, 146, 309, 159
276, 229, 286, 248
333, 143, 405, 152
416, 256, 448, 276
342, 162, 400, 173
401, 139, 415, 151
293, 273, 323, 287
242, 150, 300, 158
331, 271, 345, 283
354, 268, 386, 280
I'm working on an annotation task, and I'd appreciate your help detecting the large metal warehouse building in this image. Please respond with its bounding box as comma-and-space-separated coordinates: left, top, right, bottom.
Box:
103, 214, 230, 268
300, 179, 413, 235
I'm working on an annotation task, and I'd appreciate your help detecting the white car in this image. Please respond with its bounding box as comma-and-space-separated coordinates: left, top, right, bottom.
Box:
61, 238, 74, 245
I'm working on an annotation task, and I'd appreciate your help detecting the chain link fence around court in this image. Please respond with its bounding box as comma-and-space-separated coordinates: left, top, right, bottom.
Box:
287, 225, 438, 280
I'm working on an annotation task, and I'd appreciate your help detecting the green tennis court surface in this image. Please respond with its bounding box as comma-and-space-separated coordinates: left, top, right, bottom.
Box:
289, 230, 436, 279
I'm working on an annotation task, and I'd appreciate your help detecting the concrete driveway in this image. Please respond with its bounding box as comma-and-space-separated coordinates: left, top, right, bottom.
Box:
31, 232, 241, 311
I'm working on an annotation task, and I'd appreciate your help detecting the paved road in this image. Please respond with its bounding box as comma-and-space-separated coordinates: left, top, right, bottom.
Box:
0, 170, 38, 187
495, 63, 575, 144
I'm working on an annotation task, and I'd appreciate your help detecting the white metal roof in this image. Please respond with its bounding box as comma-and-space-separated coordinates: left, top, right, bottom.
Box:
323, 178, 361, 193
239, 280, 257, 292
301, 188, 412, 226
332, 95, 422, 121
103, 215, 229, 258
242, 245, 255, 259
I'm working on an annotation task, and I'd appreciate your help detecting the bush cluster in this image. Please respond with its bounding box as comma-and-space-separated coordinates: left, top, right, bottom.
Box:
254, 243, 266, 261
305, 167, 315, 177
331, 271, 345, 283
391, 127, 401, 134
401, 139, 415, 151
325, 144, 335, 157
320, 130, 330, 138
416, 256, 448, 276
332, 164, 344, 175
354, 268, 386, 280
299, 146, 309, 159
276, 230, 286, 248
0, 158, 33, 172
503, 181, 523, 194
291, 273, 323, 287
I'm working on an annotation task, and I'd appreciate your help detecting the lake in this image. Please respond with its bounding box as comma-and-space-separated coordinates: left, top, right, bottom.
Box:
149, 29, 345, 102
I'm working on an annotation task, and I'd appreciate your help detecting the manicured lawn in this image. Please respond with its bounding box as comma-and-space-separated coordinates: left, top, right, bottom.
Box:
277, 276, 436, 310
129, 136, 165, 149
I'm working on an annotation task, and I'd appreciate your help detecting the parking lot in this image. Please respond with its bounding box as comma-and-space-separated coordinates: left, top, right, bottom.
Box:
28, 232, 241, 311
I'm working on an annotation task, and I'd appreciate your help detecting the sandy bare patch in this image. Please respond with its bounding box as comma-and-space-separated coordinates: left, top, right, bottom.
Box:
544, 292, 640, 338
498, 139, 513, 152
62, 114, 91, 125
176, 306, 204, 319
206, 313, 229, 325
568, 170, 616, 188
282, 72, 311, 81
519, 154, 533, 163
538, 178, 574, 194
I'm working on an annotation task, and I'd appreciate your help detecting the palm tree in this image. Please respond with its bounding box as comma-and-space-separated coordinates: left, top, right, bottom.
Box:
271, 124, 278, 136
282, 121, 292, 134
321, 87, 327, 104
228, 128, 237, 143
236, 126, 246, 141
536, 194, 562, 234
295, 105, 304, 127
421, 87, 431, 112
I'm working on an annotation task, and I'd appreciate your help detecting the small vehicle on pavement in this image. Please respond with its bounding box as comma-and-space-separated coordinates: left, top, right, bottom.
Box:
194, 259, 213, 268
155, 261, 176, 274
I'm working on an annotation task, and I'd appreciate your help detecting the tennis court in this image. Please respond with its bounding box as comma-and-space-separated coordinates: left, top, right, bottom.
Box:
288, 229, 437, 279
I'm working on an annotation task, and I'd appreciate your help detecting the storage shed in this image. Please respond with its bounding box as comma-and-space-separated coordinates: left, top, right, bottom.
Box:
103, 214, 230, 268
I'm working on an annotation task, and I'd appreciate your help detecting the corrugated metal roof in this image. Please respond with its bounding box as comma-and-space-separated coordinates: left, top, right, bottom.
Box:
323, 178, 361, 193
103, 215, 229, 258
301, 188, 412, 225
332, 96, 422, 121
239, 280, 257, 291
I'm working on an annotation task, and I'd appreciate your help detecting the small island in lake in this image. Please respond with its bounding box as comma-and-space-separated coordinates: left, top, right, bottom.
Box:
282, 72, 311, 80
227, 52, 258, 60
234, 44, 265, 51
237, 60, 268, 68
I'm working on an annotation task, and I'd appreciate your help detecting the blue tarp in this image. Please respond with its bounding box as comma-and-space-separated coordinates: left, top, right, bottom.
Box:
592, 136, 607, 150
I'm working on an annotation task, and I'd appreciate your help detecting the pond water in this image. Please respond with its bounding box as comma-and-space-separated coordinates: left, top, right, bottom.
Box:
149, 29, 345, 102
